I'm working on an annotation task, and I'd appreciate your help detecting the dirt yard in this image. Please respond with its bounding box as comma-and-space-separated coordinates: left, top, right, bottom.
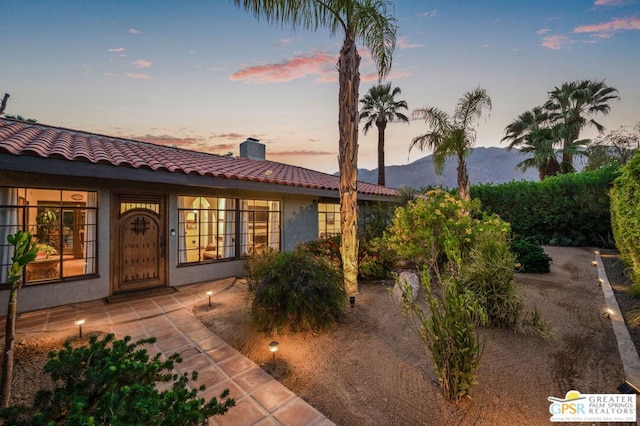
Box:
196, 246, 639, 426
2, 246, 638, 425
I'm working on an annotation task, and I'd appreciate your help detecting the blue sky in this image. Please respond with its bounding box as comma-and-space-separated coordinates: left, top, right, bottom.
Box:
2, 0, 639, 174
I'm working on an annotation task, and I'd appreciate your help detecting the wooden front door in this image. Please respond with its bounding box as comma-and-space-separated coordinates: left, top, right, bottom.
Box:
112, 194, 167, 293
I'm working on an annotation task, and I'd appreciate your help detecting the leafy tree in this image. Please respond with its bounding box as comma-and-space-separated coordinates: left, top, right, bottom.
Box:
410, 87, 492, 201
502, 107, 561, 180
544, 79, 619, 172
359, 82, 409, 186
585, 122, 640, 171
1, 231, 38, 408
234, 0, 398, 297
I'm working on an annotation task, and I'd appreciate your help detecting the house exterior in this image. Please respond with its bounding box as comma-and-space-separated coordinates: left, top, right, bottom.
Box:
0, 118, 399, 314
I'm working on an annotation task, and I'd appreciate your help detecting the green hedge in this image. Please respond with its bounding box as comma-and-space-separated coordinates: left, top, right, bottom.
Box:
471, 166, 619, 247
610, 153, 640, 290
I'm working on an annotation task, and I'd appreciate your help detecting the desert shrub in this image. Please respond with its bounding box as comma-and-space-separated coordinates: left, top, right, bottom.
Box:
1, 333, 234, 425
385, 189, 477, 273
297, 236, 341, 267
296, 235, 397, 281
460, 229, 523, 328
249, 250, 345, 332
510, 235, 552, 274
244, 246, 278, 291
358, 237, 398, 280
398, 262, 486, 402
519, 308, 553, 338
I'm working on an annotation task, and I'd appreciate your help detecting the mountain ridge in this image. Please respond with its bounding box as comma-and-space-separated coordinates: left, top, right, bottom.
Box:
354, 147, 540, 189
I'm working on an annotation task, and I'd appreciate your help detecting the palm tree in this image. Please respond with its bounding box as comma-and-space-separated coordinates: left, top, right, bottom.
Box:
502, 107, 561, 180
410, 87, 491, 201
234, 0, 398, 296
513, 130, 560, 180
544, 79, 619, 172
359, 83, 409, 186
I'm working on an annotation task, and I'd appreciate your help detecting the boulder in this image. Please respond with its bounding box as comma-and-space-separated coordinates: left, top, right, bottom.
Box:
392, 271, 420, 302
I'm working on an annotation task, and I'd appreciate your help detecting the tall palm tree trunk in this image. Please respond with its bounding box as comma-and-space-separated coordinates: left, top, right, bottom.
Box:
376, 121, 387, 186
338, 33, 360, 296
457, 156, 470, 201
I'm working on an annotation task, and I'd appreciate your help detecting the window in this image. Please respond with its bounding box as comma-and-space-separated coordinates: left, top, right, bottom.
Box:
177, 196, 281, 265
178, 196, 236, 263
239, 199, 280, 255
0, 188, 98, 285
318, 203, 341, 239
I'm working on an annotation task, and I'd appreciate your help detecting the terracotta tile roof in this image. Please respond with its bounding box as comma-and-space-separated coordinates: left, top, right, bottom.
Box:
0, 119, 399, 197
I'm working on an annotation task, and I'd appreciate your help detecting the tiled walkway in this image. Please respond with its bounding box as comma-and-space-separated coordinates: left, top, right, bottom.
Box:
3, 278, 334, 426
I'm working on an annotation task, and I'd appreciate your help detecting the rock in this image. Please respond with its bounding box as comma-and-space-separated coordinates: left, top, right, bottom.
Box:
392, 271, 420, 302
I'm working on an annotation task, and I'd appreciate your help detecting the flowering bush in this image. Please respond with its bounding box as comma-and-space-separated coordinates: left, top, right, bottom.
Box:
358, 237, 397, 280
385, 189, 478, 273
298, 236, 341, 267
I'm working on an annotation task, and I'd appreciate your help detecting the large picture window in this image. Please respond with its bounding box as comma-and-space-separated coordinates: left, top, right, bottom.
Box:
177, 196, 281, 265
0, 188, 98, 285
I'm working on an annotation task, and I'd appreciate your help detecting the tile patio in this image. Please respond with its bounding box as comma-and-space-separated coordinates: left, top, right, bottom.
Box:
1, 277, 334, 426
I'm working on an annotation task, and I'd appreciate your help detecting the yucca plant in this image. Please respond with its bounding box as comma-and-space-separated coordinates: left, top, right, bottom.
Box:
398, 237, 487, 402
399, 269, 486, 402
460, 229, 523, 328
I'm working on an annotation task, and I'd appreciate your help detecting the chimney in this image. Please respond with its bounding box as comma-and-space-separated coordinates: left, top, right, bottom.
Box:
239, 137, 266, 161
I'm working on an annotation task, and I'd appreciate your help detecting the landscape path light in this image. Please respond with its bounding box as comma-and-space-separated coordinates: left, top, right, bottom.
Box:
74, 318, 85, 338
268, 340, 279, 364
206, 290, 213, 309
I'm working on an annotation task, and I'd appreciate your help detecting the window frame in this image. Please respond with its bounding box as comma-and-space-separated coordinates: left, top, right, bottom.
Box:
0, 187, 99, 286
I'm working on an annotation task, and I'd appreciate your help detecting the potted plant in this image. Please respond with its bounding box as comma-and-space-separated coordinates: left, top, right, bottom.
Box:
36, 208, 59, 246
35, 243, 57, 259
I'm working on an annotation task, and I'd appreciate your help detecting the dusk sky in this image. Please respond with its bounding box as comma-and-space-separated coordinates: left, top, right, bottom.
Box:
2, 0, 639, 174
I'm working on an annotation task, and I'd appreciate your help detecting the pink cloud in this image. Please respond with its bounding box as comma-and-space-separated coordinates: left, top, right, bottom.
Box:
128, 28, 142, 34
230, 52, 336, 83
269, 150, 333, 156
594, 0, 631, 5
541, 34, 574, 49
275, 38, 294, 46
133, 59, 152, 68
360, 71, 410, 83
126, 73, 152, 80
108, 47, 125, 52
397, 37, 424, 49
212, 133, 246, 140
132, 134, 203, 147
573, 16, 640, 35
536, 28, 551, 35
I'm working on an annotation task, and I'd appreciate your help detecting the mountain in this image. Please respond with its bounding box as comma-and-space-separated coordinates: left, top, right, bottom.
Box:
356, 147, 540, 189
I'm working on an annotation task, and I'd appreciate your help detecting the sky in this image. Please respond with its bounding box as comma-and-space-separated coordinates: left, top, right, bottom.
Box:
2, 0, 639, 174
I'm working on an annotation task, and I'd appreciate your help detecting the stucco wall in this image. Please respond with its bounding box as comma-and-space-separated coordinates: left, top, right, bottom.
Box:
281, 195, 318, 251
0, 174, 323, 314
